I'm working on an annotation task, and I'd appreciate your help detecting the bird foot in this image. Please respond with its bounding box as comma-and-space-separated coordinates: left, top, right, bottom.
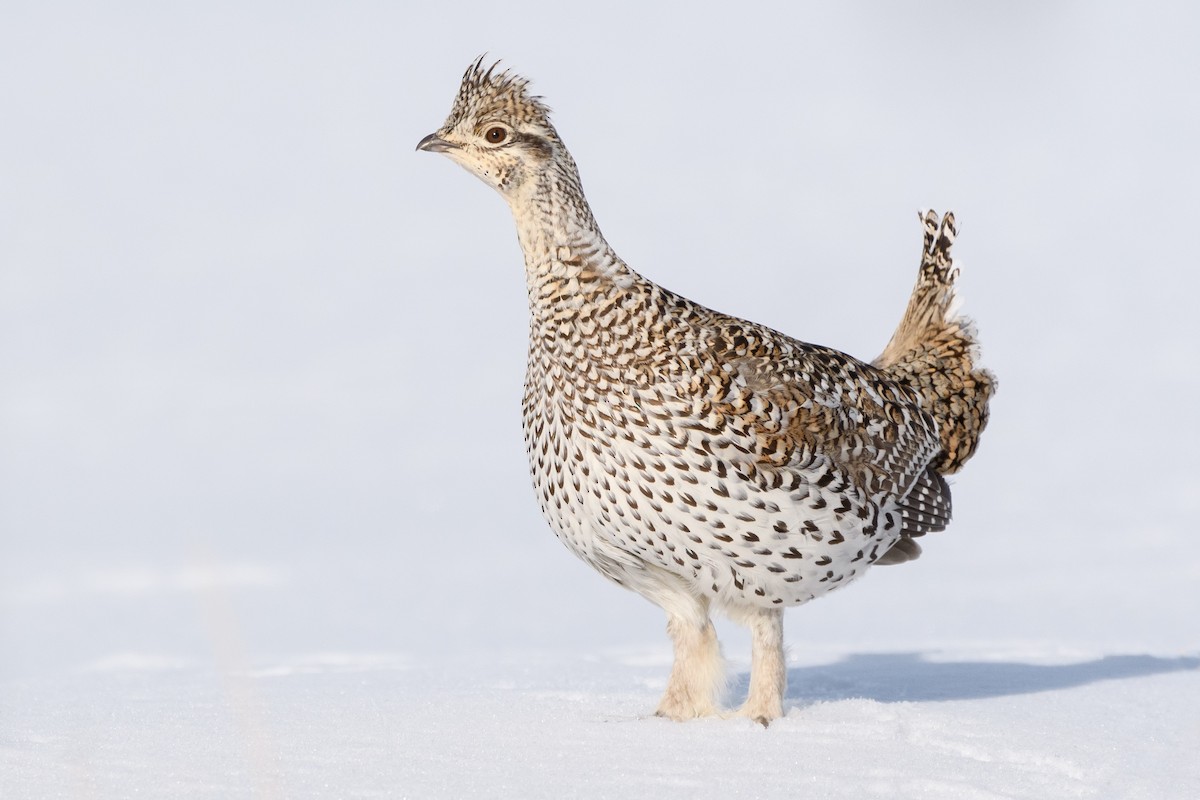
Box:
733, 699, 784, 727
654, 690, 719, 721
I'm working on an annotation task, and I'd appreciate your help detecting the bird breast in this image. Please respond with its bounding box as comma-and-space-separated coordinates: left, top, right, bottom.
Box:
521, 343, 905, 609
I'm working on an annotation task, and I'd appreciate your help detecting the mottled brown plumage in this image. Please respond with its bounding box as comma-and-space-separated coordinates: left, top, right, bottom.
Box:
417, 59, 994, 724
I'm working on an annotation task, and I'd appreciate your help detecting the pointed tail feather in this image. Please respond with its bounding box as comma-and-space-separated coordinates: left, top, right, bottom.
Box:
874, 211, 995, 474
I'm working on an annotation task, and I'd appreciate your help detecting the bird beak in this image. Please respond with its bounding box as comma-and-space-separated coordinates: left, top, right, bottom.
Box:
416, 133, 456, 153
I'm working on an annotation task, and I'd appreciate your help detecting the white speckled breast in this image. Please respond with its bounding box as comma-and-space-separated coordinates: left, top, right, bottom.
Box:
523, 352, 906, 610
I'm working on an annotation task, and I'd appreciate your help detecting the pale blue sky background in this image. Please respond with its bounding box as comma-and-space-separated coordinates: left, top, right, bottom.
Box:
2, 1, 1198, 679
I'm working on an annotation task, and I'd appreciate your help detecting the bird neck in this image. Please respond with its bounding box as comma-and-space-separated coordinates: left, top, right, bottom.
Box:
506, 159, 637, 322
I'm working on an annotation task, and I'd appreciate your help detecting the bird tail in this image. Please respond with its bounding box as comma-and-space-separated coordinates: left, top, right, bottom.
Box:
873, 211, 995, 474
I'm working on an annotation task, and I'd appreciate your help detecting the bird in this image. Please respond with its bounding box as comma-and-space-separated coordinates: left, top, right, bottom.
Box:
416, 58, 994, 725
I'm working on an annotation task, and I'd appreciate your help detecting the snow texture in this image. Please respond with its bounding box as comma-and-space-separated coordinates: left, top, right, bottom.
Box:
2, 2, 1199, 798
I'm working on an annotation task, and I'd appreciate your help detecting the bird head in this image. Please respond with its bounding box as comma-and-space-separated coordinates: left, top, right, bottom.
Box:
416, 58, 562, 199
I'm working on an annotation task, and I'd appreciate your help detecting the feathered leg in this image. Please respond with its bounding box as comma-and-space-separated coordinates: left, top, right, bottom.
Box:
655, 594, 725, 720
734, 606, 785, 725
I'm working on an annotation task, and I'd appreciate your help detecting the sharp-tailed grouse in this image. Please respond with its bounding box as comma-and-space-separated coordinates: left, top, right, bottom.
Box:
417, 59, 994, 724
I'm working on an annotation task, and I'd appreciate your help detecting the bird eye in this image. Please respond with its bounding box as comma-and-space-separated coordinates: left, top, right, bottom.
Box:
485, 126, 508, 144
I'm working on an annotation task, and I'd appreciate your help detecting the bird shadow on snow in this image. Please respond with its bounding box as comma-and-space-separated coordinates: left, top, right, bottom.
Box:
730, 653, 1200, 706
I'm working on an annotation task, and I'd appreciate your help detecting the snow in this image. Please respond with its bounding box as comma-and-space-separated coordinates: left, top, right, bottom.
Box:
5, 545, 1199, 798
5, 635, 1198, 798
3, 1, 1200, 798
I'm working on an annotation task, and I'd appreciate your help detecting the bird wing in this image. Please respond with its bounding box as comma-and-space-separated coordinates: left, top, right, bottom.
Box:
642, 306, 951, 539
727, 344, 942, 499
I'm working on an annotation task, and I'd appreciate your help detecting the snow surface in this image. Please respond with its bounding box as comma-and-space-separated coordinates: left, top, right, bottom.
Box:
3, 2, 1200, 798
5, 642, 1199, 799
